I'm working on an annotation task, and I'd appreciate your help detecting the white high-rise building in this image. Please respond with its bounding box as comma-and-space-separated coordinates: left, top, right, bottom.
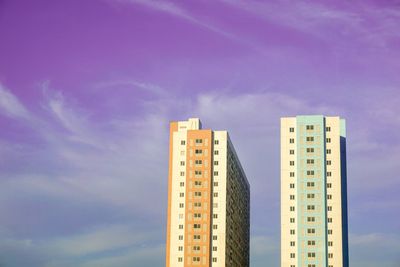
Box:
281, 115, 349, 267
166, 118, 250, 267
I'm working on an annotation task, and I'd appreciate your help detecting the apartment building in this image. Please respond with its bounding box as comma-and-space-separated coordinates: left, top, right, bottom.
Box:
166, 118, 250, 267
281, 115, 349, 267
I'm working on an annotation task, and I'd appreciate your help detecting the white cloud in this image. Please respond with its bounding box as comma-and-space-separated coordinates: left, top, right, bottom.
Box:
349, 233, 400, 267
0, 83, 30, 119
49, 224, 157, 256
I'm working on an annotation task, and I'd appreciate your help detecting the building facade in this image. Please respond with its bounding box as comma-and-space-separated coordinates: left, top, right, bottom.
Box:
166, 118, 250, 267
281, 115, 349, 267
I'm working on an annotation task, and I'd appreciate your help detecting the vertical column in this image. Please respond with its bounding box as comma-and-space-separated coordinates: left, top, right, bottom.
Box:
296, 116, 327, 267
166, 122, 178, 267
184, 130, 213, 266
281, 118, 297, 267
325, 117, 345, 267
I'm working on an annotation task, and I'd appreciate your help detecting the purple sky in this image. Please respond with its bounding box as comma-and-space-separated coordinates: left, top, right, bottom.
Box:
1, 0, 400, 266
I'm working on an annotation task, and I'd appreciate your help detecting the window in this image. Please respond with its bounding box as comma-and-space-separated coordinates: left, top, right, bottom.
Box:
195, 170, 202, 176
214, 150, 219, 155
327, 149, 331, 154
290, 241, 295, 247
326, 138, 331, 143
214, 161, 219, 166
213, 214, 218, 219
327, 160, 331, 165
328, 241, 333, 246
290, 218, 295, 223
181, 140, 186, 145
180, 193, 184, 197
194, 213, 201, 218
327, 194, 332, 200
194, 181, 202, 186
193, 245, 200, 251
213, 192, 218, 197
290, 206, 295, 211
179, 235, 183, 240
307, 159, 314, 164
193, 224, 201, 229
194, 235, 200, 240
290, 253, 295, 258
307, 228, 316, 234
179, 203, 184, 208
195, 139, 202, 144
290, 172, 295, 177
307, 205, 315, 210
307, 170, 315, 176
306, 136, 314, 141
328, 253, 333, 258
307, 217, 315, 222
289, 138, 295, 143
327, 183, 332, 188
214, 171, 218, 176
195, 149, 203, 154
326, 127, 331, 132
214, 140, 219, 145
212, 257, 217, 262
290, 161, 295, 166
307, 193, 315, 199
180, 182, 184, 187
194, 192, 202, 197
193, 257, 200, 262
179, 224, 183, 229
328, 229, 333, 234
307, 182, 315, 187
289, 127, 294, 132
180, 171, 185, 176
306, 125, 314, 130
178, 257, 183, 262
308, 240, 316, 246
180, 161, 185, 166
290, 229, 295, 235
213, 182, 218, 187
327, 206, 332, 211
194, 202, 201, 207
290, 149, 295, 154
213, 224, 218, 229
290, 183, 295, 188
290, 195, 295, 200
328, 218, 333, 223
308, 252, 316, 258
327, 171, 332, 176
212, 246, 217, 251
212, 235, 217, 240
308, 265, 316, 267
306, 148, 314, 153
195, 159, 202, 165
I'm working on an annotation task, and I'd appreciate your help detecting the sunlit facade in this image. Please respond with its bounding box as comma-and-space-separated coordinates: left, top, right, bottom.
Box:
281, 115, 349, 267
166, 118, 250, 267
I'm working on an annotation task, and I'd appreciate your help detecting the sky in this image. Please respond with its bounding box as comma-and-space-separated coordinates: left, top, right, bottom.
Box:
0, 0, 400, 266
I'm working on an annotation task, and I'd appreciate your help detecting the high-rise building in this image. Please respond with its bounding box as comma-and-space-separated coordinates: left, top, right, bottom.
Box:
166, 118, 250, 267
281, 115, 349, 267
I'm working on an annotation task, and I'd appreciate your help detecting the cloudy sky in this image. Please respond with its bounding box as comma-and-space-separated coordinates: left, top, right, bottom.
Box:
0, 0, 400, 266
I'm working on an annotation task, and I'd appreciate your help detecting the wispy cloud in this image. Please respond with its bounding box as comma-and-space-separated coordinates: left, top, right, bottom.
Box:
221, 0, 400, 48
94, 79, 168, 96
114, 0, 271, 55
0, 83, 30, 119
124, 0, 235, 39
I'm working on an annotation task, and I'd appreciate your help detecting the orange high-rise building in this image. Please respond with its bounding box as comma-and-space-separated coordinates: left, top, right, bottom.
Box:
166, 118, 250, 267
